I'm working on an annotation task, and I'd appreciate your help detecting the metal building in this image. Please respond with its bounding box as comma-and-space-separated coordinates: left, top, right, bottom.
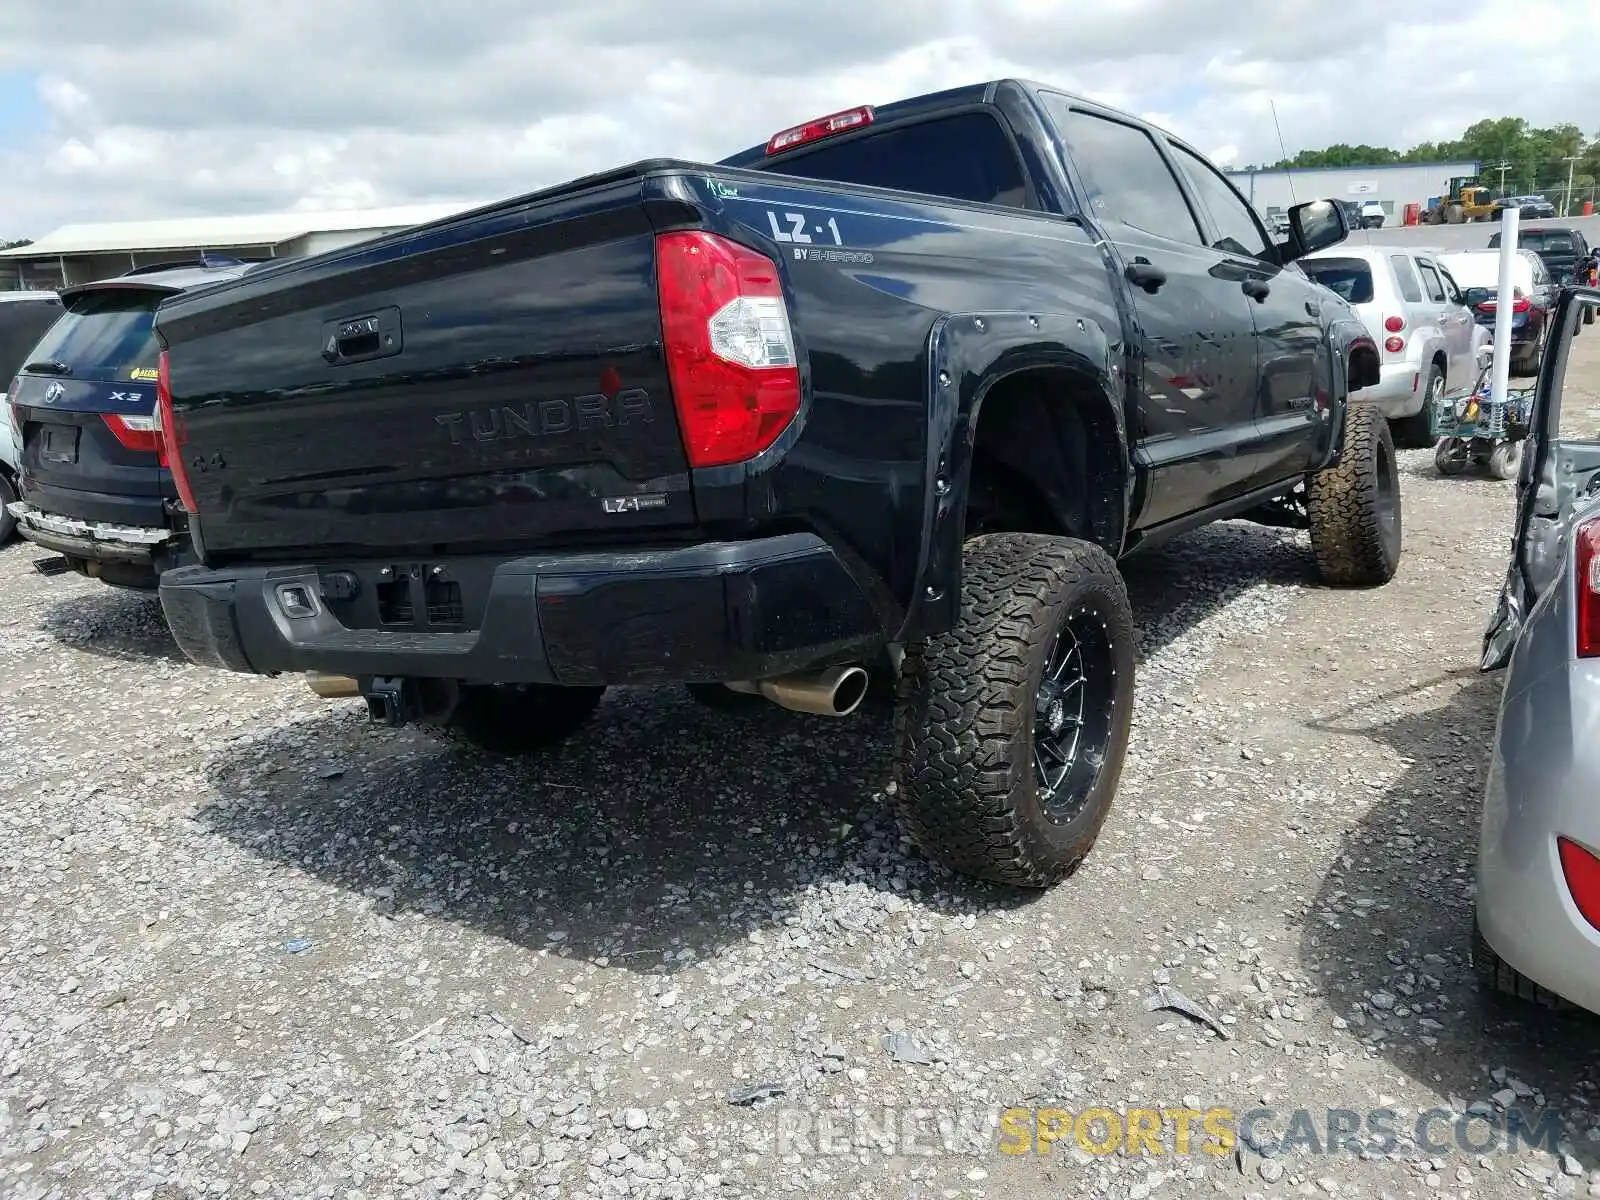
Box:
1226, 161, 1483, 224
0, 202, 484, 290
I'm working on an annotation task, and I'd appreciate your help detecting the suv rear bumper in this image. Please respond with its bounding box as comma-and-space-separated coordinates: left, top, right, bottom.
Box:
6, 500, 172, 565
158, 533, 885, 686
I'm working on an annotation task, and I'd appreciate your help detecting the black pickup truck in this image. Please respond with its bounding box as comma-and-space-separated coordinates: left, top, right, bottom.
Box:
153, 80, 1389, 888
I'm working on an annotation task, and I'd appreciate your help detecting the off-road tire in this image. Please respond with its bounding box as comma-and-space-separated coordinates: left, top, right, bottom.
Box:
892, 533, 1135, 888
1472, 920, 1569, 1010
1393, 364, 1442, 449
1307, 402, 1402, 586
433, 683, 604, 754
0, 472, 16, 543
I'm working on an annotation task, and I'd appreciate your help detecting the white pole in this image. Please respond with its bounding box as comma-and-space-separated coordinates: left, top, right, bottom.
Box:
1491, 206, 1520, 406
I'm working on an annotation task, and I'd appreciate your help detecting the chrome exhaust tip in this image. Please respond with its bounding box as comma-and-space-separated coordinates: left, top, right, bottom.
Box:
306, 672, 360, 699
727, 664, 870, 718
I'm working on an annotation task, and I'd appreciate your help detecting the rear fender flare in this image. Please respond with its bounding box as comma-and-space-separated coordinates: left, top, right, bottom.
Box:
897, 311, 1126, 640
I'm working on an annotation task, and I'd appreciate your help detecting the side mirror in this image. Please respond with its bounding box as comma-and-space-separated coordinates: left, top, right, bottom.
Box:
1476, 344, 1494, 370
1285, 199, 1349, 261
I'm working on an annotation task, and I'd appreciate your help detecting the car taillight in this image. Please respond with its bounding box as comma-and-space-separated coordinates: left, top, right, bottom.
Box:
765, 105, 874, 155
156, 349, 200, 513
102, 413, 165, 462
1384, 315, 1405, 333
655, 231, 800, 469
1557, 836, 1600, 931
1512, 297, 1532, 314
1385, 336, 1405, 353
1576, 519, 1600, 658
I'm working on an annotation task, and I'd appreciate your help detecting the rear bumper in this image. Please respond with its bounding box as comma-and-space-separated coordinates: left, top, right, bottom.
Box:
158, 533, 885, 686
1478, 660, 1600, 1016
1472, 319, 1540, 355
6, 500, 171, 565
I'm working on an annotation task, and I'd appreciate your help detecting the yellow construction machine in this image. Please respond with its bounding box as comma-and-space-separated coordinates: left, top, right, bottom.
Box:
1423, 179, 1497, 224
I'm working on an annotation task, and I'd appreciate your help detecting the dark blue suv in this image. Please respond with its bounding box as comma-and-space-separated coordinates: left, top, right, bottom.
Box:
6, 259, 260, 588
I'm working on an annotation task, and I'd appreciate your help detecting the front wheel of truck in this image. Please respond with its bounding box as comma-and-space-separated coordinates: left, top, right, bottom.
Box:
434, 683, 605, 754
892, 533, 1135, 889
1306, 401, 1402, 587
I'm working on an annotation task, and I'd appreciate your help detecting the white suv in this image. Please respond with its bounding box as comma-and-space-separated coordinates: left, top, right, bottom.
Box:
1300, 246, 1489, 445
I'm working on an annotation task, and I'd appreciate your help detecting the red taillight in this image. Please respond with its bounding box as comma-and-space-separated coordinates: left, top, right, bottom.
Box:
1576, 519, 1600, 658
765, 105, 874, 155
1557, 836, 1600, 931
1512, 297, 1532, 314
156, 349, 200, 514
1384, 315, 1405, 333
655, 232, 800, 469
102, 413, 164, 461
1385, 336, 1405, 353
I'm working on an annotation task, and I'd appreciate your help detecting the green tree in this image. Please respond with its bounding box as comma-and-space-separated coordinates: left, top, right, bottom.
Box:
1269, 114, 1600, 206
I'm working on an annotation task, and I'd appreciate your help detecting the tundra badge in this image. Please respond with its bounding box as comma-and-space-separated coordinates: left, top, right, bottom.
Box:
436, 389, 654, 446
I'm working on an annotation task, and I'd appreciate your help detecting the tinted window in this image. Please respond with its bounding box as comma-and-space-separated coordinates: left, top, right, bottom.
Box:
772, 112, 1028, 209
1389, 255, 1424, 302
0, 299, 64, 383
26, 290, 164, 381
1301, 258, 1375, 304
1520, 231, 1576, 252
1168, 142, 1270, 257
1043, 100, 1201, 243
1417, 261, 1446, 302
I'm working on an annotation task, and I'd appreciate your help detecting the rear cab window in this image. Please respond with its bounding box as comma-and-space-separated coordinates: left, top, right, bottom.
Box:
26, 289, 164, 383
1389, 255, 1424, 303
763, 111, 1029, 209
1300, 258, 1375, 304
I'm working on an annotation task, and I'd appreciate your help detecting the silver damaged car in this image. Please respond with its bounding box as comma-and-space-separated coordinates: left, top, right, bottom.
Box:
1477, 285, 1600, 1013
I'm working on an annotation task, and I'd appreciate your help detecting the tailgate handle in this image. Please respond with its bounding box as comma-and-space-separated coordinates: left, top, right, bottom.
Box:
321, 306, 403, 365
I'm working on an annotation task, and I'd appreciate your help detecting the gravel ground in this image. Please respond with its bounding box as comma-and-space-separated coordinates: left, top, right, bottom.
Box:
4, 342, 1600, 1200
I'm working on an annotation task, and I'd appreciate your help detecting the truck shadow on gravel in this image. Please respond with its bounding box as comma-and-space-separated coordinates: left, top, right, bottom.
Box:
192, 521, 1317, 972
38, 589, 187, 665
1300, 670, 1600, 1169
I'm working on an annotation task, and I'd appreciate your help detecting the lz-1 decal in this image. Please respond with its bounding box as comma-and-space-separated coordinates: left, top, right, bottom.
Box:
766, 210, 844, 246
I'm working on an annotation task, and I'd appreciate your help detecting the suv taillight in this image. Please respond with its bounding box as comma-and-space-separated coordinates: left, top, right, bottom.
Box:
1577, 519, 1600, 658
156, 349, 200, 513
102, 413, 164, 461
655, 231, 800, 469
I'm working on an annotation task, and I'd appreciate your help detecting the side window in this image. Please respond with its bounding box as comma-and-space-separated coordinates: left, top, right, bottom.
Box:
1437, 265, 1464, 304
1040, 98, 1202, 244
1389, 254, 1424, 303
1416, 261, 1447, 302
1167, 142, 1271, 258
771, 112, 1028, 209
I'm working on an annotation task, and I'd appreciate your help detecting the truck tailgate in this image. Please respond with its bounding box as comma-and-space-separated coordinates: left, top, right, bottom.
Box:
155, 177, 693, 559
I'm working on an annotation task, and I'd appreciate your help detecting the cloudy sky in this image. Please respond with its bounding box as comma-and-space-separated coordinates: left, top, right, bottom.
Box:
0, 0, 1594, 237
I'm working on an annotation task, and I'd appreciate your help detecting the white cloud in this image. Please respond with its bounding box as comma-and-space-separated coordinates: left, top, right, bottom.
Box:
0, 0, 1594, 236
